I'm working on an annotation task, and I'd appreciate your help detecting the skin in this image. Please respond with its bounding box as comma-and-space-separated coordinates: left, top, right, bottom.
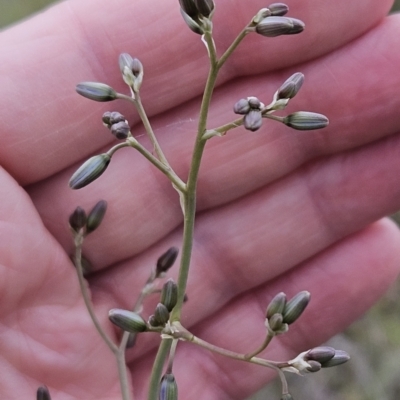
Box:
1, 0, 400, 399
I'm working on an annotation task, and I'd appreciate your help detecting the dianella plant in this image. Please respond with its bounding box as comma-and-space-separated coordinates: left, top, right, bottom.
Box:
40, 1, 350, 400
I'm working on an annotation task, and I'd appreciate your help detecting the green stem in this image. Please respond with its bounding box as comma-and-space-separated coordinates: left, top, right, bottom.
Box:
202, 116, 244, 140
244, 333, 274, 360
147, 339, 172, 400
170, 30, 218, 322
74, 234, 118, 353
217, 27, 250, 70
127, 138, 186, 192
74, 234, 133, 400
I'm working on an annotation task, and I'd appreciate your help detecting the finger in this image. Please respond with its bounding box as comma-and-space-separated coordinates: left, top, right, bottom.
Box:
30, 95, 400, 274
0, 168, 121, 399
86, 132, 400, 364
0, 0, 392, 183
130, 219, 400, 400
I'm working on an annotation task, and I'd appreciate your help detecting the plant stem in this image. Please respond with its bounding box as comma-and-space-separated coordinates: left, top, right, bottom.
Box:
244, 333, 274, 360
147, 339, 172, 400
74, 234, 118, 353
170, 30, 218, 322
127, 138, 186, 192
217, 27, 250, 70
202, 116, 244, 139
74, 233, 133, 400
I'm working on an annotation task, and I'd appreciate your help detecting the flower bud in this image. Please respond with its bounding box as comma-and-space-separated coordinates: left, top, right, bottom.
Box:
154, 303, 170, 326
282, 291, 310, 324
256, 16, 304, 37
159, 374, 178, 400
69, 206, 87, 233
108, 309, 147, 333
252, 8, 272, 25
266, 292, 287, 318
179, 0, 198, 18
321, 350, 350, 368
305, 346, 335, 364
69, 153, 111, 189
156, 247, 179, 276
248, 96, 262, 109
306, 360, 321, 373
109, 111, 127, 125
160, 279, 178, 312
268, 313, 283, 331
126, 332, 137, 348
244, 110, 262, 132
76, 82, 117, 102
119, 53, 143, 91
194, 0, 214, 17
37, 386, 51, 400
277, 72, 304, 100
180, 9, 204, 35
283, 112, 329, 130
111, 121, 131, 140
102, 111, 112, 127
268, 3, 289, 16
86, 200, 107, 233
233, 99, 250, 115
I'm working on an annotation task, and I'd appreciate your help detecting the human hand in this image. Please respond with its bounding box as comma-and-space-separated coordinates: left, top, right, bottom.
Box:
1, 0, 400, 399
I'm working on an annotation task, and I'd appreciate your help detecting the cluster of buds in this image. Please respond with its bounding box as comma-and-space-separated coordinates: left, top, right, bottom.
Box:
179, 0, 215, 35
102, 111, 131, 140
284, 346, 350, 375
69, 200, 108, 236
265, 291, 310, 335
119, 53, 144, 93
109, 279, 178, 333
233, 97, 265, 132
233, 72, 329, 133
251, 3, 305, 37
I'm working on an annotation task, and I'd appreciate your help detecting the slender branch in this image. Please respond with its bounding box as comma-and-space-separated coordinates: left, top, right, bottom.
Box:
127, 138, 186, 192
116, 351, 133, 400
116, 93, 170, 166
166, 339, 179, 374
74, 234, 118, 353
217, 27, 250, 70
244, 333, 274, 360
202, 116, 244, 140
147, 339, 173, 400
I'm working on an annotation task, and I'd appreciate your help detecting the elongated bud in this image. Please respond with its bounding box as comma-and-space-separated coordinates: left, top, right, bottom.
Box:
277, 73, 304, 100
109, 309, 147, 333
76, 82, 117, 102
86, 200, 107, 233
233, 99, 250, 115
111, 121, 131, 140
159, 374, 178, 400
244, 110, 262, 131
69, 154, 111, 189
268, 3, 289, 16
306, 346, 335, 364
156, 247, 179, 276
266, 292, 287, 318
160, 279, 178, 312
154, 303, 170, 326
321, 350, 350, 368
180, 9, 204, 34
179, 0, 198, 18
282, 291, 310, 324
283, 112, 329, 130
256, 16, 304, 37
69, 206, 87, 233
194, 0, 214, 17
37, 386, 51, 400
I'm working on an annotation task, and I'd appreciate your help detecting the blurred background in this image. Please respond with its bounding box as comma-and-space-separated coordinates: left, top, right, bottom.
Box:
1, 1, 400, 400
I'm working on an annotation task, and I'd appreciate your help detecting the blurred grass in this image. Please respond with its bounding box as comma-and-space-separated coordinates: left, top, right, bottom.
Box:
2, 1, 400, 400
